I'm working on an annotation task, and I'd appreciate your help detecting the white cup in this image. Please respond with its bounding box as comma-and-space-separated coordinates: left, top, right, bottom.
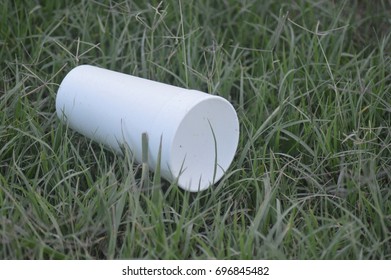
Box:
56, 65, 239, 191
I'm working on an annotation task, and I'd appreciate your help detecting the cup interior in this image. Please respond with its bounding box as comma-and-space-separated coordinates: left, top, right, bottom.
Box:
169, 97, 239, 191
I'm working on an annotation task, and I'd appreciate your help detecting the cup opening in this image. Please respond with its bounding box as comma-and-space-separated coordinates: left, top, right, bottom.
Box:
169, 97, 239, 191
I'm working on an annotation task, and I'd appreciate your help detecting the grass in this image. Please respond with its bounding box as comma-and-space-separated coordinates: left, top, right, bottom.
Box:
0, 0, 390, 259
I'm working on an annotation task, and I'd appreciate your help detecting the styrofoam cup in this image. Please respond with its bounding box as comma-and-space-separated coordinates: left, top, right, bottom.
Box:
56, 65, 239, 191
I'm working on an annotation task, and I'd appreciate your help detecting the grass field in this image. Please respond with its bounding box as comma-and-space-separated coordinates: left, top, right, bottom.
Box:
1, 0, 390, 259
